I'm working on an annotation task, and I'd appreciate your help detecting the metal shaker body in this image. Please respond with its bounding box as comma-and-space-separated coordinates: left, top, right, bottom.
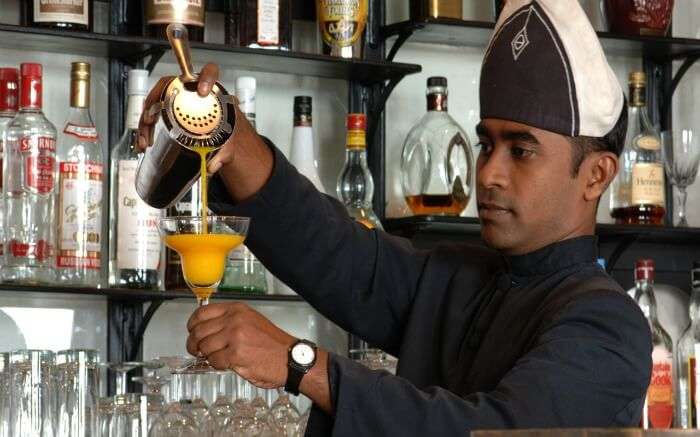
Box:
135, 24, 237, 209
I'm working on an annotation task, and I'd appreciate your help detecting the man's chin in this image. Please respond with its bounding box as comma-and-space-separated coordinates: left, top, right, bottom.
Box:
479, 220, 515, 252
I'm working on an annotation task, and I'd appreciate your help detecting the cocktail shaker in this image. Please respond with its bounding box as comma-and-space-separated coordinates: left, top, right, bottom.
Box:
135, 23, 240, 209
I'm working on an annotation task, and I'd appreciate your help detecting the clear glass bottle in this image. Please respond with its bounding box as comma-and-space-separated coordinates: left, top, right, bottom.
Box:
634, 259, 674, 429
55, 62, 104, 287
401, 76, 473, 216
317, 0, 367, 59
289, 96, 324, 193
610, 71, 666, 225
337, 113, 382, 230
109, 69, 161, 289
3, 63, 57, 284
220, 77, 268, 293
0, 68, 19, 266
677, 261, 700, 429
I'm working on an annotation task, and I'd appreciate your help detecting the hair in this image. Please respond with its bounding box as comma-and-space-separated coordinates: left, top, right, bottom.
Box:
568, 97, 628, 177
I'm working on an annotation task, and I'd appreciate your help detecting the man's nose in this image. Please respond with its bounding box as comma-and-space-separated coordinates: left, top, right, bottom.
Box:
477, 149, 510, 191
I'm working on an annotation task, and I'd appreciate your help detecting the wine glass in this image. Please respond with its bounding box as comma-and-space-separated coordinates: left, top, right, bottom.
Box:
662, 130, 700, 226
102, 362, 144, 395
158, 215, 250, 372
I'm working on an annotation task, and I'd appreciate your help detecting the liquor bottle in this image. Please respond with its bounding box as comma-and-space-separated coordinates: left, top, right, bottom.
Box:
677, 262, 700, 429
220, 76, 268, 293
0, 69, 19, 263
401, 77, 473, 216
233, 0, 292, 50
3, 63, 57, 284
337, 113, 383, 230
109, 70, 161, 290
145, 0, 206, 42
610, 71, 666, 225
289, 96, 325, 193
603, 0, 673, 37
23, 0, 93, 32
317, 0, 367, 58
164, 194, 191, 291
410, 0, 462, 20
633, 259, 674, 429
55, 62, 104, 287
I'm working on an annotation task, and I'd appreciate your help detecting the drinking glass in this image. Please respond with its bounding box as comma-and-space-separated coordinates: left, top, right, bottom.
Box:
158, 216, 250, 372
269, 389, 300, 436
205, 372, 236, 434
132, 376, 170, 395
9, 350, 55, 437
662, 130, 700, 227
103, 362, 144, 396
349, 348, 398, 374
148, 401, 197, 437
55, 349, 101, 437
110, 393, 163, 437
0, 353, 9, 437
97, 397, 113, 437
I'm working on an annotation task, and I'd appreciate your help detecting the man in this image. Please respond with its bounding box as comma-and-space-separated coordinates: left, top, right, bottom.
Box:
139, 0, 652, 434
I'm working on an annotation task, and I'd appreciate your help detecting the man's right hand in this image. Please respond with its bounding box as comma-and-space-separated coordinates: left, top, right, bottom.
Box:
136, 62, 274, 201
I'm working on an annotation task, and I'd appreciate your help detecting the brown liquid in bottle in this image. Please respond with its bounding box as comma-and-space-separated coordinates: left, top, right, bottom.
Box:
405, 194, 469, 216
611, 205, 666, 226
23, 0, 93, 32
236, 0, 291, 49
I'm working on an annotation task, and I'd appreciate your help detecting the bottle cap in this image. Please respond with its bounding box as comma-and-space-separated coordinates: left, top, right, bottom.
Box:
294, 96, 312, 115
629, 71, 646, 86
128, 69, 150, 96
635, 259, 655, 281
236, 76, 256, 92
347, 113, 366, 131
21, 63, 42, 78
19, 63, 42, 110
71, 62, 90, 80
427, 76, 447, 88
0, 68, 19, 113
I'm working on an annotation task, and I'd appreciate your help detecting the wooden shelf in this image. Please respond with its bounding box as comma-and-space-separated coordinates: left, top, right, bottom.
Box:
0, 284, 304, 303
0, 24, 421, 84
382, 18, 700, 59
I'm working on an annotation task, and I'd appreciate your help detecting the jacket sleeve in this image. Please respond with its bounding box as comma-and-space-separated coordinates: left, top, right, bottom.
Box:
207, 140, 432, 354
305, 292, 652, 436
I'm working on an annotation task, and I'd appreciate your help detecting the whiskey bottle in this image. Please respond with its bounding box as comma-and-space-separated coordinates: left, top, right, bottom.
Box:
23, 0, 93, 32
634, 259, 674, 429
410, 0, 462, 20
109, 70, 161, 290
56, 63, 104, 287
232, 0, 292, 50
0, 69, 19, 264
145, 0, 206, 42
401, 77, 473, 216
337, 113, 382, 230
610, 72, 666, 225
317, 0, 367, 58
3, 64, 58, 284
677, 262, 700, 429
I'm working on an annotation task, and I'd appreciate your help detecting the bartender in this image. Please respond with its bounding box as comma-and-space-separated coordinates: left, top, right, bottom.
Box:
139, 0, 651, 434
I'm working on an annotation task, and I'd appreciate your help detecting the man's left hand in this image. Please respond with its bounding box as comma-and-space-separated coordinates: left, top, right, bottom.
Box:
187, 302, 296, 389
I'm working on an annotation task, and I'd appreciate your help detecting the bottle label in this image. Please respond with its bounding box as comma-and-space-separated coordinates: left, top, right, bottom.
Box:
116, 160, 161, 271
57, 161, 103, 269
34, 0, 89, 26
257, 0, 280, 45
237, 89, 256, 126
689, 354, 698, 426
636, 134, 661, 151
126, 95, 146, 131
147, 0, 204, 27
632, 163, 665, 207
64, 123, 99, 141
318, 0, 368, 48
346, 129, 366, 149
8, 239, 52, 262
647, 346, 674, 428
17, 136, 56, 195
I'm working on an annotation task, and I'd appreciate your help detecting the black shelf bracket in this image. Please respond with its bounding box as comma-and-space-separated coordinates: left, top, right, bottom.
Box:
660, 51, 700, 129
384, 23, 423, 62
604, 234, 640, 273
122, 46, 167, 73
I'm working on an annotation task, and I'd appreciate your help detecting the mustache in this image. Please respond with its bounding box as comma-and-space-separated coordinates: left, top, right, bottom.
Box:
477, 190, 513, 210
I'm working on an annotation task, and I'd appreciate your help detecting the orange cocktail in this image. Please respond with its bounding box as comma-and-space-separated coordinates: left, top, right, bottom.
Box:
164, 233, 245, 301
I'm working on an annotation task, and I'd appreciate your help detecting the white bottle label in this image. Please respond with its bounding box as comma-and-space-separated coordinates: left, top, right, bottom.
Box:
18, 136, 56, 195
126, 95, 146, 131
117, 160, 161, 270
632, 162, 665, 207
34, 0, 89, 26
64, 123, 99, 141
57, 161, 103, 269
257, 0, 280, 45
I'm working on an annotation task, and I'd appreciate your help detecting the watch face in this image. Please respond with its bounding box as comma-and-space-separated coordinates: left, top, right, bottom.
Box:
292, 343, 315, 366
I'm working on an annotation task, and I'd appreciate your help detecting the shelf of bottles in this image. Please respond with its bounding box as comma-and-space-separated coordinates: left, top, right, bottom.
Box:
382, 17, 700, 59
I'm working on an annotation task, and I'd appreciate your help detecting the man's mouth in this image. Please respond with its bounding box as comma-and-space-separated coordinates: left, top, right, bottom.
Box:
478, 202, 512, 220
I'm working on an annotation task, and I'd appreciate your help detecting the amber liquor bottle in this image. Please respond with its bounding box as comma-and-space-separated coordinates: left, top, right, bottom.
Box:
23, 0, 93, 32
610, 72, 665, 225
230, 0, 292, 50
145, 0, 206, 42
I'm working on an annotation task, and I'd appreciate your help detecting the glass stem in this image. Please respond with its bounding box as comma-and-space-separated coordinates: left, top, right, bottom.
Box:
197, 297, 209, 306
677, 186, 689, 226
116, 371, 126, 396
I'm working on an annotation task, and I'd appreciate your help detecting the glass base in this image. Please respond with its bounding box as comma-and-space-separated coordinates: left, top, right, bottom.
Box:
178, 356, 217, 374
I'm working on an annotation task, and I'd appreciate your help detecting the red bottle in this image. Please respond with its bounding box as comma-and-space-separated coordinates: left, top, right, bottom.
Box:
604, 0, 674, 37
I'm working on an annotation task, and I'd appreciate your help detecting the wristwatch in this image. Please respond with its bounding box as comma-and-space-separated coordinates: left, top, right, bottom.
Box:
285, 339, 317, 395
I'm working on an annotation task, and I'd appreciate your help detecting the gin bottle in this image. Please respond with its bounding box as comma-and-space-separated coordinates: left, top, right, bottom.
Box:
678, 262, 700, 428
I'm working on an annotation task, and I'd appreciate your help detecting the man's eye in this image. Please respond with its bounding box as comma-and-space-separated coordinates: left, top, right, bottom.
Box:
476, 142, 493, 155
512, 146, 534, 158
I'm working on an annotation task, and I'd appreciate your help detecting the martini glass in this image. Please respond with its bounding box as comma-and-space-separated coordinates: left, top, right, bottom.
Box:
159, 215, 250, 372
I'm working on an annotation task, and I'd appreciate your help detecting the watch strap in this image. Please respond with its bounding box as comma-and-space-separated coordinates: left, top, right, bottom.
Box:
284, 364, 305, 396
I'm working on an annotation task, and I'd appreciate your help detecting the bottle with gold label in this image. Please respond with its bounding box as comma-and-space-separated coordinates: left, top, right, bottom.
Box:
410, 0, 462, 20
145, 0, 206, 42
23, 0, 93, 32
337, 113, 383, 230
610, 71, 666, 225
317, 0, 368, 59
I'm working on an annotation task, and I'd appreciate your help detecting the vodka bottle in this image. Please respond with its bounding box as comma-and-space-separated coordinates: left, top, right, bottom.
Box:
0, 68, 19, 265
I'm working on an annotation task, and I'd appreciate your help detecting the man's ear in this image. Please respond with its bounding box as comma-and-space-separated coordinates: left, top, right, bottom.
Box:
581, 152, 618, 202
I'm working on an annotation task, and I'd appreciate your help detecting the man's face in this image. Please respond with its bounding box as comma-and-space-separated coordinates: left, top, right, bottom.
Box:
475, 118, 589, 256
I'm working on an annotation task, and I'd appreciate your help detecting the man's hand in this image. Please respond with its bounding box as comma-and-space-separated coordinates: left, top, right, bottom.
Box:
187, 302, 296, 388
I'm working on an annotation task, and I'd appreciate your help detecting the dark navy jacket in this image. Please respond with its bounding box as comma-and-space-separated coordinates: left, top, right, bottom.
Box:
210, 143, 652, 436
